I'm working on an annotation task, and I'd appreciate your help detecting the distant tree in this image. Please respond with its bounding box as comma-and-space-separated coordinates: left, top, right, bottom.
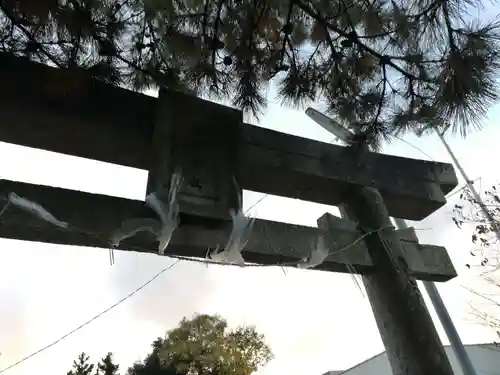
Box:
67, 352, 95, 375
98, 353, 120, 375
128, 314, 273, 375
0, 0, 498, 148
127, 338, 177, 375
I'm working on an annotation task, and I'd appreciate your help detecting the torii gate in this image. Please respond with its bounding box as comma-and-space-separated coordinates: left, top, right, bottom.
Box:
0, 53, 458, 375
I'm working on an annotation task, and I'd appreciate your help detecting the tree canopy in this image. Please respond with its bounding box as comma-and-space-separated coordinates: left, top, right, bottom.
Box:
67, 352, 96, 375
130, 314, 273, 375
67, 314, 273, 375
1, 0, 499, 148
98, 353, 121, 375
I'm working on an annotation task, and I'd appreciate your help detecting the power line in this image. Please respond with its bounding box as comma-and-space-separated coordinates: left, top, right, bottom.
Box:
394, 135, 436, 161
0, 260, 180, 374
163, 224, 393, 268
0, 175, 392, 373
0, 219, 389, 373
393, 134, 481, 201
244, 193, 268, 214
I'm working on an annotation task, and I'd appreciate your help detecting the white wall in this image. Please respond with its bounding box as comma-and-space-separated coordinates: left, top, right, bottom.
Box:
335, 344, 500, 375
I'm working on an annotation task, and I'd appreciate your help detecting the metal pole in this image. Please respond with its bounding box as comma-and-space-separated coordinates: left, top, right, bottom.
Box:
436, 131, 500, 245
393, 217, 477, 375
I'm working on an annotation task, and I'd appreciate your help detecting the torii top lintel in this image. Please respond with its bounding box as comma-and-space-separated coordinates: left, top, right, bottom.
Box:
0, 53, 458, 220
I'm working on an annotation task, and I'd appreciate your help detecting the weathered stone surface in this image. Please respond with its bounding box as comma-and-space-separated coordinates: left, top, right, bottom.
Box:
317, 213, 456, 281
239, 125, 454, 219
0, 53, 458, 220
0, 52, 154, 169
147, 89, 242, 220
331, 188, 455, 375
0, 180, 456, 281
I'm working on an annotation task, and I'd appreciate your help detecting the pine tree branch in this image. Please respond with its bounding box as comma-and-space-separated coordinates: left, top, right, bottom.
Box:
202, 0, 210, 43
373, 63, 387, 125
121, 9, 144, 23
339, 0, 357, 35
322, 23, 342, 65
442, 2, 458, 52
295, 0, 425, 82
279, 1, 294, 67
0, 4, 64, 68
357, 30, 396, 39
212, 0, 225, 67
178, 12, 206, 18
407, 2, 441, 21
306, 41, 322, 69
147, 20, 169, 68
112, 0, 131, 17
389, 55, 445, 64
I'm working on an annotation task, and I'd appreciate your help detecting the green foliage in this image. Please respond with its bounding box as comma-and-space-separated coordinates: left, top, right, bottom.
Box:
127, 338, 178, 375
2, 0, 499, 148
129, 314, 273, 375
159, 314, 272, 375
67, 352, 95, 375
98, 353, 120, 375
67, 314, 273, 375
67, 352, 120, 375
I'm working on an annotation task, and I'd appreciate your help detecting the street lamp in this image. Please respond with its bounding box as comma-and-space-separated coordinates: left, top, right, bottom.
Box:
304, 108, 354, 144
305, 106, 478, 375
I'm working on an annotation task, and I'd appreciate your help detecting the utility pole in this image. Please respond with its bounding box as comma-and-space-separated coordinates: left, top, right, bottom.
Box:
306, 107, 475, 375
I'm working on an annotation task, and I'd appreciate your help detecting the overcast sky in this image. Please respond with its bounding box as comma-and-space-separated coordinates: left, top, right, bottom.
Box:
0, 78, 499, 375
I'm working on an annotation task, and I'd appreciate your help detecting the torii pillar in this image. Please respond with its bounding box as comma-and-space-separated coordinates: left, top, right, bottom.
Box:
319, 192, 454, 375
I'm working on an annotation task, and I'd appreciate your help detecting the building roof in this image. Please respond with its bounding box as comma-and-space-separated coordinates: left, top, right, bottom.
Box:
325, 343, 498, 375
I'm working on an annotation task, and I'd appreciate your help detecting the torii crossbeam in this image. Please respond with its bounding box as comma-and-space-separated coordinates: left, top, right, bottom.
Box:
0, 53, 459, 375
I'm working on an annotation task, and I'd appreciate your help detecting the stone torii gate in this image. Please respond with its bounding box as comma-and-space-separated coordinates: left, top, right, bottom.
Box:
0, 53, 458, 375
